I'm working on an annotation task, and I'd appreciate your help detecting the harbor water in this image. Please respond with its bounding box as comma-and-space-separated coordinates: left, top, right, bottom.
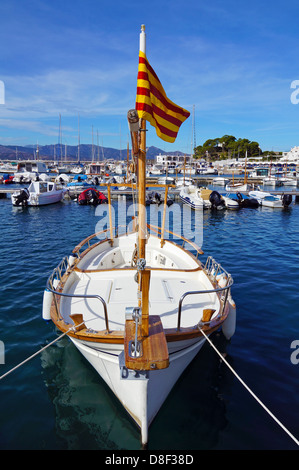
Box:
0, 187, 298, 450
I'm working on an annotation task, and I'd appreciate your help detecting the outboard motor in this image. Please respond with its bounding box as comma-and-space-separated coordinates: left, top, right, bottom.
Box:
282, 194, 292, 207
154, 192, 162, 205
14, 188, 30, 206
243, 197, 259, 208
236, 192, 259, 208
85, 189, 97, 205
209, 190, 225, 210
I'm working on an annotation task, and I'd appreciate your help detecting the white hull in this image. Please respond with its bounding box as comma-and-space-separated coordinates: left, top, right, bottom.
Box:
222, 195, 239, 209
179, 185, 211, 209
225, 182, 248, 192
262, 177, 276, 186
12, 181, 65, 206
213, 177, 229, 185
70, 334, 206, 444
44, 231, 235, 446
277, 178, 297, 186
248, 190, 290, 208
28, 192, 64, 205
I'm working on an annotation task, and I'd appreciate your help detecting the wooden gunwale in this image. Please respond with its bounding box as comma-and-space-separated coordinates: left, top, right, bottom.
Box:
72, 224, 204, 259
49, 230, 229, 347
72, 235, 204, 274
49, 273, 229, 345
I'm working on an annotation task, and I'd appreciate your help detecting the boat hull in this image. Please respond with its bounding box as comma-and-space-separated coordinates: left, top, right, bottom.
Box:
12, 191, 64, 206
225, 183, 248, 192
70, 334, 206, 445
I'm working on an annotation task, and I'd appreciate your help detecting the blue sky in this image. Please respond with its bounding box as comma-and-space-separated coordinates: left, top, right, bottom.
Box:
1, 0, 299, 154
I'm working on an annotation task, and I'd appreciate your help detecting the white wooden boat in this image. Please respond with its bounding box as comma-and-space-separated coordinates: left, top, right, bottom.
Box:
225, 182, 249, 192
213, 177, 229, 185
42, 26, 236, 448
11, 181, 66, 206
179, 185, 212, 209
248, 190, 292, 208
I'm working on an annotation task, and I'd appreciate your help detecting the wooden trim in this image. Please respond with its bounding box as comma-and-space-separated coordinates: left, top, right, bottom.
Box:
141, 269, 151, 337
124, 315, 169, 370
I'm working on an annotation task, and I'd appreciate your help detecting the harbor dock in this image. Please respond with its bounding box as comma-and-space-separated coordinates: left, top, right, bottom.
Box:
1, 177, 299, 202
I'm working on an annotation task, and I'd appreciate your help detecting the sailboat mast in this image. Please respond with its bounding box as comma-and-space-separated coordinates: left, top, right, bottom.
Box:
78, 114, 80, 163
138, 24, 147, 261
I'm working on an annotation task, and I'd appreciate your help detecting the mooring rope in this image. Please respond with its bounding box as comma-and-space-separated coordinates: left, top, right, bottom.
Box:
201, 329, 299, 447
1, 320, 297, 447
0, 323, 84, 381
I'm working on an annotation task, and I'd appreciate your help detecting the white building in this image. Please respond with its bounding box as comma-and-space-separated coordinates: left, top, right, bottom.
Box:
281, 146, 299, 164
155, 154, 192, 171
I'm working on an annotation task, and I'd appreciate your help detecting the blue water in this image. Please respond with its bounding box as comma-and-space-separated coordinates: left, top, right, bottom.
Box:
0, 188, 298, 451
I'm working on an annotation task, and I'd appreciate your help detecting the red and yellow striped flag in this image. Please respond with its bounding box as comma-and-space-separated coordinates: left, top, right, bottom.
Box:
136, 51, 190, 143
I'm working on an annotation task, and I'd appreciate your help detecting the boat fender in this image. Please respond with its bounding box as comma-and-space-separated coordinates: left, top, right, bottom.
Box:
222, 292, 236, 340
68, 253, 79, 267
42, 288, 53, 321
216, 273, 227, 288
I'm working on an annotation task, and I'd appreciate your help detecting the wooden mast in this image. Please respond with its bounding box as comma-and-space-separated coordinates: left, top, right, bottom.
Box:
138, 25, 150, 337
124, 25, 169, 369
138, 25, 147, 261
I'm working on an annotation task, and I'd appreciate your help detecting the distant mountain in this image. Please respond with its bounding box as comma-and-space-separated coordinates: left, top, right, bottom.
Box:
0, 144, 188, 161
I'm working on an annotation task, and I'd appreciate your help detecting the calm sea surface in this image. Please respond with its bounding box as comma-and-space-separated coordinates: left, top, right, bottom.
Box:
0, 183, 298, 451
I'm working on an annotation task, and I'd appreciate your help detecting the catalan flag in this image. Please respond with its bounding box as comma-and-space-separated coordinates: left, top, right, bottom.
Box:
136, 51, 190, 143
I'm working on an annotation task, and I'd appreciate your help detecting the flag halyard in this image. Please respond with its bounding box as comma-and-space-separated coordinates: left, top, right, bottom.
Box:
136, 51, 190, 143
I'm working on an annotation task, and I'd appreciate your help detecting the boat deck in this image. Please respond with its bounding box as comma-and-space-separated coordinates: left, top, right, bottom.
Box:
60, 268, 218, 331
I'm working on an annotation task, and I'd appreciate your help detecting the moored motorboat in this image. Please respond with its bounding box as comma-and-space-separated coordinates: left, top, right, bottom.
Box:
248, 190, 292, 208
179, 185, 212, 209
11, 181, 66, 206
42, 26, 236, 447
77, 187, 108, 205
225, 192, 259, 209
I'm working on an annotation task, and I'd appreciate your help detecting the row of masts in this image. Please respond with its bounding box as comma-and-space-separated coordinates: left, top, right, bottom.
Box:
57, 114, 105, 164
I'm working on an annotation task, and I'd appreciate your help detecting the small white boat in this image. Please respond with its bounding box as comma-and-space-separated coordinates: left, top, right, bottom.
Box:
248, 190, 292, 208
147, 164, 163, 175
72, 165, 84, 175
262, 176, 277, 186
277, 177, 297, 186
12, 181, 66, 206
0, 162, 16, 174
157, 176, 175, 185
213, 177, 229, 186
225, 182, 249, 192
13, 171, 38, 183
179, 185, 212, 209
175, 176, 194, 188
